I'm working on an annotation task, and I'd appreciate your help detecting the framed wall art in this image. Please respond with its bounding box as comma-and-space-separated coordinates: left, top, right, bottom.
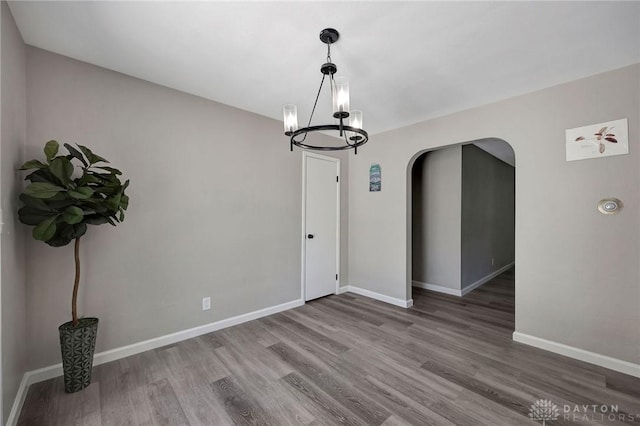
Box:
369, 163, 381, 192
566, 118, 628, 162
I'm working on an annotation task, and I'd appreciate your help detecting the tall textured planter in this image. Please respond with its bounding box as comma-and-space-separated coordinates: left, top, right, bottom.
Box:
59, 317, 99, 393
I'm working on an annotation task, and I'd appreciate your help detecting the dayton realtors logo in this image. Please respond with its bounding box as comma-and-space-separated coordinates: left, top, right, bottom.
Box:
529, 399, 640, 423
529, 399, 560, 425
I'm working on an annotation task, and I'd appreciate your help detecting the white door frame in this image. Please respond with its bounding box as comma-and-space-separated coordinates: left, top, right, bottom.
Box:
301, 151, 341, 302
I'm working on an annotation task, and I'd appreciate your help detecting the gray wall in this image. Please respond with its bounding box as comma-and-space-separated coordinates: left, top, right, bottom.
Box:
411, 146, 461, 289
349, 64, 640, 364
24, 47, 349, 370
1, 2, 27, 423
411, 143, 515, 292
461, 144, 515, 288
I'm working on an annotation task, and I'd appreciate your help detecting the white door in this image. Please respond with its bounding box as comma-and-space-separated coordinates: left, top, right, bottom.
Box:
303, 153, 339, 301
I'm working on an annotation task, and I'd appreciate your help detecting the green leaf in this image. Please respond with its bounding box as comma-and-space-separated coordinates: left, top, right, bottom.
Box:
120, 194, 129, 210
19, 193, 53, 211
33, 216, 58, 241
84, 214, 109, 225
49, 157, 74, 185
68, 187, 94, 199
18, 206, 54, 226
24, 168, 58, 184
62, 206, 84, 225
44, 140, 59, 162
46, 198, 76, 210
95, 166, 122, 175
48, 227, 71, 247
106, 194, 122, 212
77, 145, 95, 162
118, 211, 125, 221
24, 182, 64, 199
77, 144, 109, 165
91, 153, 108, 164
71, 223, 87, 239
45, 233, 73, 247
91, 204, 108, 213
63, 143, 88, 167
96, 173, 121, 188
78, 173, 100, 186
46, 223, 87, 247
18, 160, 48, 171
95, 186, 119, 197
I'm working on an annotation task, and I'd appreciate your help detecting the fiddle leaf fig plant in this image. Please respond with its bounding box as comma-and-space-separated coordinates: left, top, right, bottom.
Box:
18, 140, 129, 326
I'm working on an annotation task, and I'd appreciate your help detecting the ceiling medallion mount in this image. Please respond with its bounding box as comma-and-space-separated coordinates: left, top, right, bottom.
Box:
283, 28, 368, 154
319, 28, 340, 44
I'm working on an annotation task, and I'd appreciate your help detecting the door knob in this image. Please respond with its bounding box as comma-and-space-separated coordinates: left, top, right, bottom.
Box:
307, 234, 314, 239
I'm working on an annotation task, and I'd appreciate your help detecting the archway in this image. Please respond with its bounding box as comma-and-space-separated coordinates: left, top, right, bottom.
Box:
406, 138, 516, 309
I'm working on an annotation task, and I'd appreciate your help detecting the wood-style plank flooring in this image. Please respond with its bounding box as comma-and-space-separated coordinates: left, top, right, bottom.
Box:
18, 269, 640, 425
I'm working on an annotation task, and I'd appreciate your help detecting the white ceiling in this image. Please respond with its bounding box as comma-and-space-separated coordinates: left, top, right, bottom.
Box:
8, 1, 640, 136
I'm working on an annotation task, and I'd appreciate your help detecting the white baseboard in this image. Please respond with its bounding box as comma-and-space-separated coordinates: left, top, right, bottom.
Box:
5, 374, 29, 426
343, 285, 413, 308
6, 298, 304, 425
412, 281, 462, 296
412, 262, 515, 297
336, 286, 349, 295
461, 262, 515, 296
513, 332, 640, 379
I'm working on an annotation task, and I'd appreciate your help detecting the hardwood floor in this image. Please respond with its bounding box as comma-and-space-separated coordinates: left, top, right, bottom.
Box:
18, 269, 640, 425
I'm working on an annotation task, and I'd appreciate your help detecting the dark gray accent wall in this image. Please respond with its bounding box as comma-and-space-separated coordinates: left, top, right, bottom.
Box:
461, 144, 515, 288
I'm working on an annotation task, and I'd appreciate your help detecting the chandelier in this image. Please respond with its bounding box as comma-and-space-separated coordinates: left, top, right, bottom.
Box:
283, 28, 368, 154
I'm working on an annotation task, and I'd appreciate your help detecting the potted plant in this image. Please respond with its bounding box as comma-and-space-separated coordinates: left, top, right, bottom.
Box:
18, 140, 129, 393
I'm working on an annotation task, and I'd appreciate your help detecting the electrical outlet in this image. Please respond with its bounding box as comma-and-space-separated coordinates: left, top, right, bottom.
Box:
202, 297, 211, 311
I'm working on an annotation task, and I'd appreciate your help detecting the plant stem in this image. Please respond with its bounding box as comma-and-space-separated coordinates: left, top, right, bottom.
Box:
72, 237, 81, 326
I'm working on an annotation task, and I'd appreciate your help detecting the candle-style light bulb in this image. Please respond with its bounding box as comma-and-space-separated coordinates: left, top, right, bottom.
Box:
283, 104, 298, 134
332, 77, 350, 117
337, 89, 347, 109
350, 110, 362, 129
349, 110, 363, 142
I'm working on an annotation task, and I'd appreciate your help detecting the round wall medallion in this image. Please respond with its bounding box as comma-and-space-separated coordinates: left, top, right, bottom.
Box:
597, 198, 623, 215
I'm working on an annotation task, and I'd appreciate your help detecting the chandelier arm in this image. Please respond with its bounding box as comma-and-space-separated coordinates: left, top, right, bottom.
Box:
329, 73, 336, 131
329, 72, 335, 94
299, 73, 327, 144
308, 73, 326, 128
343, 125, 355, 147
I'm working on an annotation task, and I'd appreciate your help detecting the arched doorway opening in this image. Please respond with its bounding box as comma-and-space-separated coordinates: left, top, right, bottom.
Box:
406, 138, 516, 325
